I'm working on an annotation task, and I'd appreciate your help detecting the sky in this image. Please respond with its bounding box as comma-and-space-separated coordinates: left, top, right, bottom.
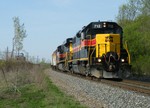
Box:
0, 0, 127, 62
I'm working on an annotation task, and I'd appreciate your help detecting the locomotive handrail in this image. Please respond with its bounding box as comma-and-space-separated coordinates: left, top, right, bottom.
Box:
98, 44, 100, 57
90, 47, 96, 65
65, 52, 68, 68
124, 41, 131, 64
87, 35, 92, 65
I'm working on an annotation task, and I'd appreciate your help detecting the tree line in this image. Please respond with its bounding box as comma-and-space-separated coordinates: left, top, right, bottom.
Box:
116, 0, 150, 76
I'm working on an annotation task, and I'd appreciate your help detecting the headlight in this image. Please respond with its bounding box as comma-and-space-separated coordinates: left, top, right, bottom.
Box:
121, 59, 125, 62
103, 24, 106, 27
98, 59, 101, 62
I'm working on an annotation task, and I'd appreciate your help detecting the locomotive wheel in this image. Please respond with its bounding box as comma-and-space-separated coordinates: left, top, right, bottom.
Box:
70, 68, 74, 74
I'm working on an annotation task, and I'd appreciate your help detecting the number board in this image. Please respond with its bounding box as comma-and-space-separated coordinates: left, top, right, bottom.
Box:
91, 22, 115, 29
92, 23, 102, 29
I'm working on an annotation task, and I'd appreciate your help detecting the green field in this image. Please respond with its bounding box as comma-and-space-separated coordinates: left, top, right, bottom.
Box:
0, 77, 86, 108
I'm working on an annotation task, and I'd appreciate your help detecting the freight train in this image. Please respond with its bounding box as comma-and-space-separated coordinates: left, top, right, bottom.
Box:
51, 21, 131, 79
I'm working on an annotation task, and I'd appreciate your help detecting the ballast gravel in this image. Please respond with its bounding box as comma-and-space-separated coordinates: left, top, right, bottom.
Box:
45, 69, 150, 108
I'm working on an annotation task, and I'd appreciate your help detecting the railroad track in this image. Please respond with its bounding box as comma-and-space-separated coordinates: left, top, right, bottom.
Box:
53, 69, 150, 96
123, 79, 150, 87
100, 79, 150, 96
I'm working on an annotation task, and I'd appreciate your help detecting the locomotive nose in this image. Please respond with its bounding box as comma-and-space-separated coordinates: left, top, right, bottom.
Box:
108, 63, 116, 71
103, 51, 119, 72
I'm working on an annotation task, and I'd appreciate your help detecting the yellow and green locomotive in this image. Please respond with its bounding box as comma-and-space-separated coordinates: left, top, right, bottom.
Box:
52, 21, 131, 79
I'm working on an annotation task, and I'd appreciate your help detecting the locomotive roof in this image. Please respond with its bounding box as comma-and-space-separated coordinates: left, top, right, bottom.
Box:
63, 38, 73, 46
82, 21, 122, 32
57, 45, 62, 49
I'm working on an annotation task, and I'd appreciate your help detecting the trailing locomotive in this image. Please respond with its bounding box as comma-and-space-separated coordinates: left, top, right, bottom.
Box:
51, 21, 131, 79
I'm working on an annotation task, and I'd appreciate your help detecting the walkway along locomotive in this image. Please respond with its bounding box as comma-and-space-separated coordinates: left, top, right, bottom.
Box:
51, 21, 131, 79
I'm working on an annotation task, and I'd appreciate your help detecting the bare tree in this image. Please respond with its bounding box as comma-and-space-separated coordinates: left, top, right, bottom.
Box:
141, 0, 150, 15
11, 17, 27, 58
116, 0, 142, 25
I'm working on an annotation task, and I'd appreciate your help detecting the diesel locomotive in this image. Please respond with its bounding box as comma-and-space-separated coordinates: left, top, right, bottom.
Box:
51, 21, 131, 79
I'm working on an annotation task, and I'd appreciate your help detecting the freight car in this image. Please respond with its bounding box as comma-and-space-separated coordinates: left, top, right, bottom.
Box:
51, 21, 131, 79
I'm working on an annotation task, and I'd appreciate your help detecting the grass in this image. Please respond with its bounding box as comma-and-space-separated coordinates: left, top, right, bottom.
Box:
42, 76, 86, 108
0, 62, 86, 108
0, 77, 86, 108
0, 84, 45, 108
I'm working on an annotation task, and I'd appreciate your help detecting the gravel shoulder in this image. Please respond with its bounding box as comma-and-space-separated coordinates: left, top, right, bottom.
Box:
45, 69, 150, 108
